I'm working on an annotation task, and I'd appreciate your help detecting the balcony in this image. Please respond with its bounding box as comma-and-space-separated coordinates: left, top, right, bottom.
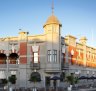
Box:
30, 62, 40, 70
45, 63, 60, 73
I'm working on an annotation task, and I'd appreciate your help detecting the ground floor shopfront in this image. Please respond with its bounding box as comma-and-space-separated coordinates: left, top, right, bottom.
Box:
0, 64, 96, 91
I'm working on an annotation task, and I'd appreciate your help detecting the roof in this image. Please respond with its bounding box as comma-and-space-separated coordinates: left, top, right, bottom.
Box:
43, 15, 62, 27
65, 35, 77, 39
80, 36, 87, 40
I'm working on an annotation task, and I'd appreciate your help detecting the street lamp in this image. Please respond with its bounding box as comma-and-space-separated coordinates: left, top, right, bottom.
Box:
92, 71, 95, 76
92, 71, 95, 86
71, 49, 74, 65
61, 45, 66, 69
87, 71, 89, 81
87, 71, 89, 76
6, 53, 9, 91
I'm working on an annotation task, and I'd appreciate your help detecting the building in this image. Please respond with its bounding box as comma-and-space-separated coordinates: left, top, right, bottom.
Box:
0, 11, 96, 89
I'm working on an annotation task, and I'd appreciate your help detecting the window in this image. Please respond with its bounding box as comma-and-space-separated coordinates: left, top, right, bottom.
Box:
34, 52, 38, 63
48, 50, 52, 62
47, 50, 57, 62
53, 50, 57, 62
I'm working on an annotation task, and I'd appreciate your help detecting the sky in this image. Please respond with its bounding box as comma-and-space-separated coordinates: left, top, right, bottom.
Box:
0, 0, 96, 47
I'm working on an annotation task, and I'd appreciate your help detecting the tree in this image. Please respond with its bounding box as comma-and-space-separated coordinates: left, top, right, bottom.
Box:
66, 73, 79, 91
1, 79, 8, 90
74, 77, 79, 84
8, 75, 17, 91
29, 73, 41, 83
8, 75, 17, 84
1, 79, 8, 85
66, 73, 75, 85
66, 73, 77, 91
29, 72, 41, 91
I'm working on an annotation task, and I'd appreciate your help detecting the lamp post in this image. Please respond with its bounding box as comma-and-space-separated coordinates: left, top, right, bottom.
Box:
61, 45, 66, 69
92, 71, 95, 76
87, 71, 89, 82
71, 49, 74, 65
74, 71, 80, 89
87, 71, 89, 76
6, 53, 9, 91
92, 71, 95, 86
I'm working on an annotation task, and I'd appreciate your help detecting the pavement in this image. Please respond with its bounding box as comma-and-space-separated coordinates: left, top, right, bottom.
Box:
72, 88, 96, 91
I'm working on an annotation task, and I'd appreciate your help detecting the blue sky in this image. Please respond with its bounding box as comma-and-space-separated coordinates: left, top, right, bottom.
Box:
0, 0, 96, 46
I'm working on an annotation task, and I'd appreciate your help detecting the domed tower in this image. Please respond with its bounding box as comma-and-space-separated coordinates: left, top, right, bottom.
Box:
43, 6, 62, 72
43, 14, 62, 34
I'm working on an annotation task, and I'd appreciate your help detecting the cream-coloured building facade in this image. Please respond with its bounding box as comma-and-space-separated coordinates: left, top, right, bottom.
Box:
0, 13, 96, 89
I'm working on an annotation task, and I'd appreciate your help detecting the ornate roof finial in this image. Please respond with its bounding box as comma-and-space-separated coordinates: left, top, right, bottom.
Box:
51, 0, 54, 15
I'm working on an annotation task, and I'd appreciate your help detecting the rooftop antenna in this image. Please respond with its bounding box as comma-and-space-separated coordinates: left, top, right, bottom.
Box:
51, 0, 54, 15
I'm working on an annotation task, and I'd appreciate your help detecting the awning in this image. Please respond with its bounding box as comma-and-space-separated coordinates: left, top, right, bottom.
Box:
88, 76, 96, 80
79, 76, 88, 80
50, 76, 61, 80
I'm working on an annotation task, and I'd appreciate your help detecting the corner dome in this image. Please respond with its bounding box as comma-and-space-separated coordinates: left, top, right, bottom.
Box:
80, 36, 87, 40
43, 15, 62, 27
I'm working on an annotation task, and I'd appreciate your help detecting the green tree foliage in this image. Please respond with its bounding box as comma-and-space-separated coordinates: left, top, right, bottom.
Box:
29, 72, 41, 83
66, 73, 79, 85
8, 75, 17, 84
74, 77, 79, 84
1, 79, 8, 85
